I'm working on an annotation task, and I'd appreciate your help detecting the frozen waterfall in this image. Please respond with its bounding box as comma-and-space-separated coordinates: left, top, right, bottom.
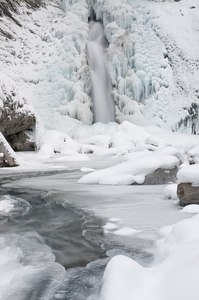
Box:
87, 22, 115, 123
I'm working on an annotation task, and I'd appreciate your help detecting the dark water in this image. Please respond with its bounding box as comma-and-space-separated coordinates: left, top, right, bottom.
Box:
0, 188, 105, 268
0, 182, 107, 300
0, 172, 153, 300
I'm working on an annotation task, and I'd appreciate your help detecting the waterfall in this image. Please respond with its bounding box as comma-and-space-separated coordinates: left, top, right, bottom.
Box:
87, 21, 115, 123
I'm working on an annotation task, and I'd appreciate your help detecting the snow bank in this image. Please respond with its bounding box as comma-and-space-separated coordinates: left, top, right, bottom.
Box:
100, 214, 199, 300
164, 184, 178, 200
177, 164, 199, 186
182, 205, 199, 214
79, 153, 179, 185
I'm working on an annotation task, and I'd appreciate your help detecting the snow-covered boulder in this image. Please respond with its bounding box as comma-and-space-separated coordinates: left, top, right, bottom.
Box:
79, 153, 179, 185
177, 183, 199, 206
177, 164, 199, 206
0, 74, 35, 137
0, 133, 19, 167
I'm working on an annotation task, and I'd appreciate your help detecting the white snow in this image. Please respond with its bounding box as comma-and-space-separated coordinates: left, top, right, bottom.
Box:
101, 214, 199, 300
0, 200, 14, 213
103, 222, 119, 231
79, 153, 179, 185
113, 227, 139, 236
80, 167, 95, 172
182, 205, 199, 214
177, 164, 199, 185
164, 184, 178, 200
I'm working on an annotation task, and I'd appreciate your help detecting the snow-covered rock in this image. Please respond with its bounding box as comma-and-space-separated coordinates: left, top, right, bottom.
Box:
101, 214, 199, 300
0, 133, 19, 167
0, 74, 35, 137
178, 164, 199, 186
177, 183, 199, 206
6, 131, 35, 151
176, 164, 199, 206
79, 153, 179, 185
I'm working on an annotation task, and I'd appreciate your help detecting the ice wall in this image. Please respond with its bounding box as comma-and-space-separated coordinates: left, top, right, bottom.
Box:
89, 0, 199, 132
87, 22, 115, 123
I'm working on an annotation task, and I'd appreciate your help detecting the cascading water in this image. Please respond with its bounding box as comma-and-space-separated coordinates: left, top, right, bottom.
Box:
87, 21, 115, 123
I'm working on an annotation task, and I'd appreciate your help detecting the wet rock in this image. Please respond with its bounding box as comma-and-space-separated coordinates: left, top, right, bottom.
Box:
144, 167, 178, 185
6, 130, 36, 151
0, 133, 19, 167
177, 182, 199, 206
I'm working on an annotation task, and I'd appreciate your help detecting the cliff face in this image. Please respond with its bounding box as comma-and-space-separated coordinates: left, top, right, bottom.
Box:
0, 0, 43, 27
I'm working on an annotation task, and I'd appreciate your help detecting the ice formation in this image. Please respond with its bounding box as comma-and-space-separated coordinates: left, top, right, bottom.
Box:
87, 21, 115, 123
0, 0, 198, 139
89, 0, 199, 131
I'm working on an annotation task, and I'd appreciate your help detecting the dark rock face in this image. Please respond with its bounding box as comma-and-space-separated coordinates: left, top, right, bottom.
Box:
0, 74, 36, 151
144, 167, 178, 185
0, 96, 35, 137
0, 133, 19, 167
0, 0, 43, 29
6, 131, 36, 151
177, 182, 199, 206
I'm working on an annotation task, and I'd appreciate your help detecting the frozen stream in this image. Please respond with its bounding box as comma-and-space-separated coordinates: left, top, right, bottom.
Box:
0, 156, 189, 300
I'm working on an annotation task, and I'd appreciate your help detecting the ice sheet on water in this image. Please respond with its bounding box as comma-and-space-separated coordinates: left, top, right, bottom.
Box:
0, 232, 65, 300
0, 195, 31, 219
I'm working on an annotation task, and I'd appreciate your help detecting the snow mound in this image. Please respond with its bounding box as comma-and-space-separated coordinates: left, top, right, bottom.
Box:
101, 214, 199, 300
79, 153, 179, 185
164, 184, 178, 200
177, 164, 199, 186
182, 205, 199, 214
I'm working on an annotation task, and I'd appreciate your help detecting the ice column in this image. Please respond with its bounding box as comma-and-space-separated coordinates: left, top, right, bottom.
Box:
62, 0, 69, 12
87, 21, 115, 123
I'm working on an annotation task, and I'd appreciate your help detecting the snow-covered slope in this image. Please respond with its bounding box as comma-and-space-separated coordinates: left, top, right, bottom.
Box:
0, 0, 93, 138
